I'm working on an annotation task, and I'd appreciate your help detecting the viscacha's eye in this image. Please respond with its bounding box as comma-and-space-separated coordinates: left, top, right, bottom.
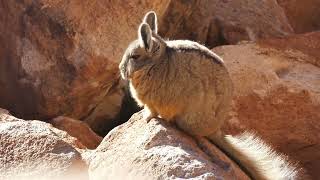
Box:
130, 54, 140, 59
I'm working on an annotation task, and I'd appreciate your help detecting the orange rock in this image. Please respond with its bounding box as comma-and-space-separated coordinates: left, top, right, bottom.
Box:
51, 116, 103, 149
213, 32, 320, 178
0, 0, 170, 130
277, 0, 320, 33
159, 0, 293, 47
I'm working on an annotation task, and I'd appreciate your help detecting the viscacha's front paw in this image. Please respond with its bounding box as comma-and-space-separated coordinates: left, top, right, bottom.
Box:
142, 108, 157, 123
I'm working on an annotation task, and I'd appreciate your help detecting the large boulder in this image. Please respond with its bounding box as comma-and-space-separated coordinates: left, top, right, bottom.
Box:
88, 111, 248, 180
0, 113, 88, 179
0, 0, 170, 133
277, 0, 320, 33
159, 0, 293, 47
213, 31, 320, 178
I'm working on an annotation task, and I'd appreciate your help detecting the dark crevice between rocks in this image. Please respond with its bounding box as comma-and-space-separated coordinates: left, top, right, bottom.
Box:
107, 87, 142, 135
120, 87, 142, 117
87, 82, 141, 137
205, 18, 229, 48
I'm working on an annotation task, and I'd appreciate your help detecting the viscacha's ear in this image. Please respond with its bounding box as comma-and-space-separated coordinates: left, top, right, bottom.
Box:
138, 23, 153, 52
143, 11, 158, 34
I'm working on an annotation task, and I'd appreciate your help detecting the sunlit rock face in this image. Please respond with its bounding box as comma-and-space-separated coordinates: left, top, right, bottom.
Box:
214, 32, 320, 178
0, 112, 88, 179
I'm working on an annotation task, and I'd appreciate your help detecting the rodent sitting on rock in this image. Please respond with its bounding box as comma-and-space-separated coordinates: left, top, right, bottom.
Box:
119, 11, 298, 180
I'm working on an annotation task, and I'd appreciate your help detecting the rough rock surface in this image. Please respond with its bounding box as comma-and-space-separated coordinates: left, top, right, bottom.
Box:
0, 0, 170, 129
0, 113, 88, 179
277, 0, 320, 33
159, 0, 293, 47
87, 111, 249, 180
51, 116, 103, 149
0, 108, 10, 115
213, 32, 320, 178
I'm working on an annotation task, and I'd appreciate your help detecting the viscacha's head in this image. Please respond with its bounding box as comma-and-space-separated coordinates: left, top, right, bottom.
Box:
119, 11, 167, 80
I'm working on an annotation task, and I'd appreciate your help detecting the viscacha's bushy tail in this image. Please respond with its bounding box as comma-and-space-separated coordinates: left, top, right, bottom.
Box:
208, 132, 299, 180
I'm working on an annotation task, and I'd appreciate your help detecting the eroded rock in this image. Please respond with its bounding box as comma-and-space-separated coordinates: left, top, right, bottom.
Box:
51, 116, 103, 149
277, 0, 320, 33
88, 111, 248, 180
0, 0, 170, 130
159, 0, 293, 47
213, 32, 320, 178
0, 108, 10, 115
0, 113, 88, 179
